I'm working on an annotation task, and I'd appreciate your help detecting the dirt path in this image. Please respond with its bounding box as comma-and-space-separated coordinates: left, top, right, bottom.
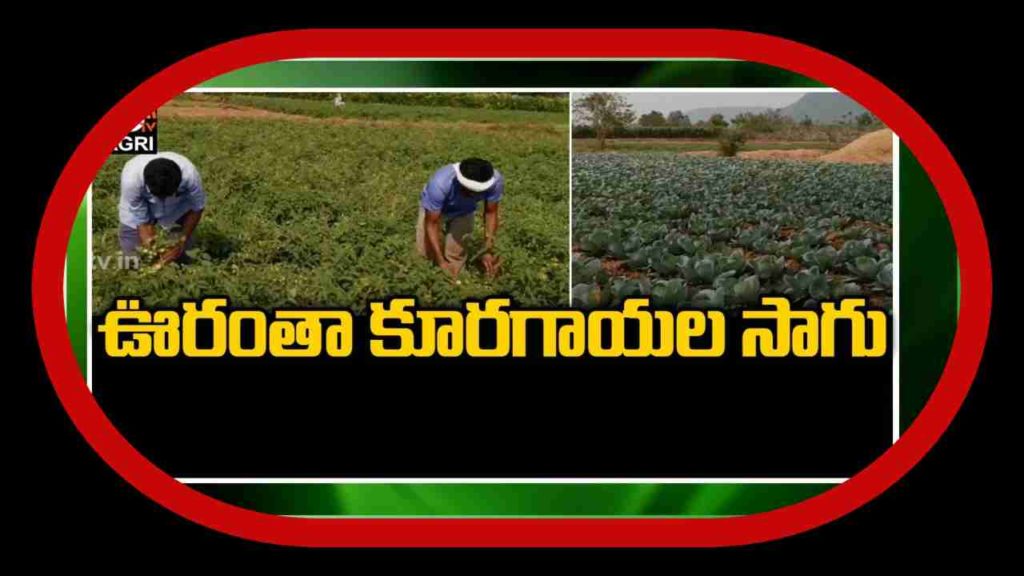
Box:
587, 137, 832, 146
158, 101, 563, 134
682, 149, 828, 161
160, 101, 301, 121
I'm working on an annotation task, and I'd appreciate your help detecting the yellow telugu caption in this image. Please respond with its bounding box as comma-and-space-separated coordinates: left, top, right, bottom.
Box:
97, 297, 887, 359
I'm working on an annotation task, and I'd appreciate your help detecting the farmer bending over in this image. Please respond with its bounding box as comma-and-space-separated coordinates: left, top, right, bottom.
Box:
416, 158, 503, 278
118, 152, 205, 266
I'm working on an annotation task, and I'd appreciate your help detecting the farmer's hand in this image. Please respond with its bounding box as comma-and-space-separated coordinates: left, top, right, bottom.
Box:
481, 253, 500, 278
441, 260, 461, 280
157, 241, 185, 267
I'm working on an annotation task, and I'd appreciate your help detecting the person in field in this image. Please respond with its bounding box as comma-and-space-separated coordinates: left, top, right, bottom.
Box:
416, 158, 503, 278
118, 152, 205, 266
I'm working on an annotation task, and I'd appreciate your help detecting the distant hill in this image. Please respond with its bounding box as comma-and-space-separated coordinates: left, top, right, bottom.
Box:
684, 106, 771, 122
779, 93, 868, 124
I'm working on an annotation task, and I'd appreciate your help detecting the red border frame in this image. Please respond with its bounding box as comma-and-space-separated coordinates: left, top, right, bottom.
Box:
32, 29, 990, 547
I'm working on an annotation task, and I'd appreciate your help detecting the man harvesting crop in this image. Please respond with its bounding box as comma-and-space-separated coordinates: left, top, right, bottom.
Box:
416, 158, 503, 278
118, 151, 205, 267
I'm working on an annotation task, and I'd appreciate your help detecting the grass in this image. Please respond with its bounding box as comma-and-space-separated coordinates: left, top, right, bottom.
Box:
93, 101, 569, 312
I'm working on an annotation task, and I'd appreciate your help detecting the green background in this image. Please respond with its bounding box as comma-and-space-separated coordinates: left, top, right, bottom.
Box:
64, 59, 957, 517
200, 60, 825, 89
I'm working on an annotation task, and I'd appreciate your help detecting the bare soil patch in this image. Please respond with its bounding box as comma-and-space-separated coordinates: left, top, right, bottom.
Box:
820, 129, 893, 164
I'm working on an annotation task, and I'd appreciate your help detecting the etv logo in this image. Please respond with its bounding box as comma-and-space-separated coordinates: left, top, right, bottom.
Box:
113, 112, 157, 154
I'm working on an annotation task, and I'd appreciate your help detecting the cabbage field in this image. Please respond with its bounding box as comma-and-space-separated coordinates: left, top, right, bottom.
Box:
572, 154, 893, 310
92, 97, 569, 312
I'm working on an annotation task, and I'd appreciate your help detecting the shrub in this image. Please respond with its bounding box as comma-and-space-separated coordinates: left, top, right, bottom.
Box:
717, 129, 747, 157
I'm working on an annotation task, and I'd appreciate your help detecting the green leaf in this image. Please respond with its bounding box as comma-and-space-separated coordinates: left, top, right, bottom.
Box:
731, 275, 761, 305
571, 283, 606, 309
847, 256, 881, 280
651, 279, 690, 308
877, 262, 893, 288
802, 246, 839, 270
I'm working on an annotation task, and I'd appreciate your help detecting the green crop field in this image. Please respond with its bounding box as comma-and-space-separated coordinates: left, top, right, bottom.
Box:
91, 96, 569, 312
572, 153, 893, 310
184, 93, 569, 124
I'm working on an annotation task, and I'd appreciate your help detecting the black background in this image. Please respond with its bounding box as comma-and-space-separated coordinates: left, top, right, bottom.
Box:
93, 316, 892, 478
15, 9, 1007, 564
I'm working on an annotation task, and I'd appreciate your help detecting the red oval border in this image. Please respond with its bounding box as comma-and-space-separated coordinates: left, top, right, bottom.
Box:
32, 29, 991, 547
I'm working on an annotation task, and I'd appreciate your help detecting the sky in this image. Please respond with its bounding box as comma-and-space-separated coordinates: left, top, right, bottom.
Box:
596, 92, 808, 115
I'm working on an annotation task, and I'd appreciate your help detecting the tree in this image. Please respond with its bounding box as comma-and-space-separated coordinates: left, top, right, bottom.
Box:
855, 111, 875, 128
732, 110, 791, 134
709, 113, 728, 128
573, 93, 636, 150
824, 126, 840, 145
667, 110, 691, 127
638, 110, 667, 127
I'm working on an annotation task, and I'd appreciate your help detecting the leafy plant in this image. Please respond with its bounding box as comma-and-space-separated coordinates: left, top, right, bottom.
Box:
135, 234, 182, 268
793, 228, 828, 247
572, 283, 608, 309
752, 255, 786, 280
831, 281, 863, 298
803, 246, 840, 270
784, 267, 831, 301
737, 226, 770, 249
650, 252, 684, 275
730, 274, 761, 305
665, 232, 702, 256
718, 251, 748, 276
580, 229, 615, 256
651, 278, 690, 309
847, 256, 881, 280
626, 246, 654, 270
681, 256, 720, 285
572, 255, 608, 285
692, 288, 726, 309
877, 262, 893, 289
839, 238, 876, 261
609, 277, 651, 305
572, 154, 892, 309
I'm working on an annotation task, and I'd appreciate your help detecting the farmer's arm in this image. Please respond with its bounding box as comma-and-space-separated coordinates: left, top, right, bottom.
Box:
424, 210, 451, 269
421, 174, 458, 276
480, 202, 501, 277
179, 208, 203, 241
480, 175, 503, 277
483, 175, 503, 252
183, 169, 206, 231
483, 201, 500, 251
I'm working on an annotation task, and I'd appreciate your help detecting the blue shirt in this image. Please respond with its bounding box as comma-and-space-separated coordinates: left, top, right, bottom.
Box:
119, 152, 206, 229
420, 164, 503, 218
